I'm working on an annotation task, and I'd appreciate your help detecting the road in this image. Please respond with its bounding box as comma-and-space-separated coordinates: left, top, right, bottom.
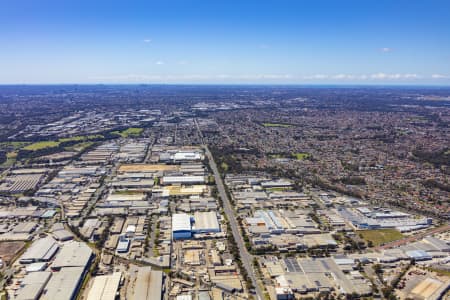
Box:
195, 119, 264, 300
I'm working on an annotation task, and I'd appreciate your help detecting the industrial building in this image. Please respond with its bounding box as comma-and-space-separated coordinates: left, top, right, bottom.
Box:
192, 211, 220, 234
161, 176, 205, 185
116, 235, 130, 253
15, 271, 52, 300
51, 241, 93, 271
86, 272, 122, 300
41, 267, 85, 300
19, 236, 59, 264
130, 267, 163, 300
172, 213, 192, 240
272, 257, 372, 299
338, 206, 432, 232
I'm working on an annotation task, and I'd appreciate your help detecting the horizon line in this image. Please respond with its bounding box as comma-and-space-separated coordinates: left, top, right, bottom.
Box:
1, 83, 450, 88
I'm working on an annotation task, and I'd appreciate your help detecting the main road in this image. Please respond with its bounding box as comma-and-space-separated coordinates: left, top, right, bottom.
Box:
195, 119, 264, 300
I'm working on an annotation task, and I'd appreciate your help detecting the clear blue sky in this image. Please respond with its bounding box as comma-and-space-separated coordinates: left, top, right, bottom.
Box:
1, 0, 450, 84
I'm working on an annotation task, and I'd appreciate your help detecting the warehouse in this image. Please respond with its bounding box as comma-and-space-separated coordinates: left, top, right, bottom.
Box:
192, 211, 220, 234
172, 213, 192, 240
172, 151, 203, 162
20, 236, 59, 264
130, 267, 163, 300
116, 236, 130, 253
15, 271, 52, 300
41, 267, 85, 300
406, 250, 432, 261
86, 272, 122, 300
51, 241, 93, 271
161, 176, 205, 185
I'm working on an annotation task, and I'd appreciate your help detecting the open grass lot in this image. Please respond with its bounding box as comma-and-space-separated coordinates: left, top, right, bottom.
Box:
23, 141, 60, 151
59, 134, 103, 142
1, 151, 17, 167
112, 127, 143, 138
358, 229, 404, 247
292, 152, 310, 160
21, 135, 104, 152
262, 123, 293, 128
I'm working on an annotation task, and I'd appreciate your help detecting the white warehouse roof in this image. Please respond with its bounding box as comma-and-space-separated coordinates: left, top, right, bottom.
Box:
20, 236, 59, 264
41, 267, 85, 300
51, 241, 93, 270
162, 176, 205, 185
172, 214, 192, 232
86, 272, 122, 300
172, 152, 202, 161
193, 211, 220, 233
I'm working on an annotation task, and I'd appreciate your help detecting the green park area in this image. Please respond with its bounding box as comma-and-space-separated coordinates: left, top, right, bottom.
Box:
111, 127, 143, 138
358, 229, 404, 247
262, 123, 293, 128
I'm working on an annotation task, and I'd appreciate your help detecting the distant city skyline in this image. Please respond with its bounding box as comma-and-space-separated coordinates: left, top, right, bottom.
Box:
1, 0, 450, 85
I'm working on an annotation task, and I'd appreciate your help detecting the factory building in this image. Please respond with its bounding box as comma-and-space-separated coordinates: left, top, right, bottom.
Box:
161, 176, 205, 185
192, 211, 220, 234
86, 272, 122, 300
51, 241, 93, 271
130, 267, 164, 300
172, 213, 192, 240
15, 271, 52, 300
19, 236, 59, 264
116, 235, 130, 253
41, 266, 85, 300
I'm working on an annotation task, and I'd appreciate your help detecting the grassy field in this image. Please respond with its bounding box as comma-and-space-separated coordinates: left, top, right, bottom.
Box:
292, 152, 310, 160
112, 127, 143, 138
21, 135, 103, 151
59, 134, 103, 142
262, 123, 293, 128
23, 141, 60, 151
358, 229, 404, 247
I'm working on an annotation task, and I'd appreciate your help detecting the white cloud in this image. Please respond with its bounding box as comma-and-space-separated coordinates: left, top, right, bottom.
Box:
380, 47, 392, 53
302, 73, 422, 81
431, 74, 449, 79
303, 74, 329, 80
88, 73, 293, 83
155, 61, 165, 65
88, 73, 446, 83
370, 73, 419, 80
143, 39, 152, 43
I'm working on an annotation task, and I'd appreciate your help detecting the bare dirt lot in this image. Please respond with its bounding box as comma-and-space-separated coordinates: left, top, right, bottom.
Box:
0, 241, 26, 265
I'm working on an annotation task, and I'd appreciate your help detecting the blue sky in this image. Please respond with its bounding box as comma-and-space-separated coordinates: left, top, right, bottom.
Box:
1, 0, 450, 84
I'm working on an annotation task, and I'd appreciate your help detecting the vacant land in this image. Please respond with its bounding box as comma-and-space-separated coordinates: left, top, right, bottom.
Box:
358, 229, 404, 247
59, 134, 103, 143
112, 127, 143, 138
23, 141, 60, 151
22, 135, 103, 151
0, 241, 26, 264
262, 123, 293, 128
